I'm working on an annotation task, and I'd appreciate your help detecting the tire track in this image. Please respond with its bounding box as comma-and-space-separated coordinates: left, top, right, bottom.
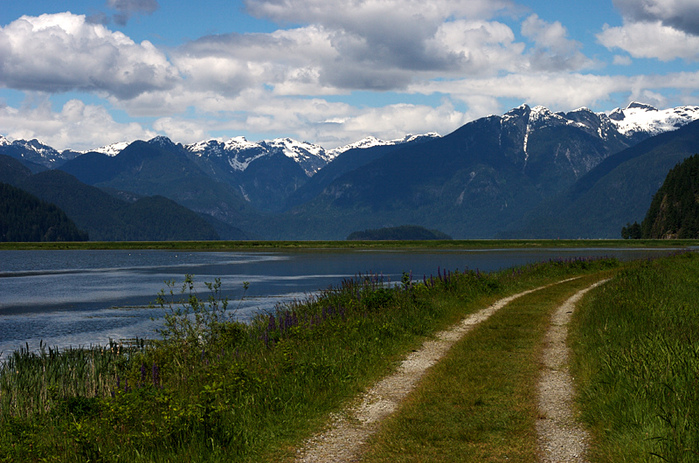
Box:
537, 279, 609, 463
295, 277, 581, 463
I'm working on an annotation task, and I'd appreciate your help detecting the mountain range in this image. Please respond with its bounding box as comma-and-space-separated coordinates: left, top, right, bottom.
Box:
2, 102, 699, 240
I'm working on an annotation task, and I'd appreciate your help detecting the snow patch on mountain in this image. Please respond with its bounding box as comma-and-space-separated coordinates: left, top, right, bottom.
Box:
328, 133, 440, 157
607, 102, 699, 137
11, 139, 62, 164
260, 138, 331, 175
85, 141, 129, 157
0, 135, 9, 147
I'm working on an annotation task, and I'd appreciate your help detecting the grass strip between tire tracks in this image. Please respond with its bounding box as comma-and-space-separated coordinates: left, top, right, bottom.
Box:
359, 273, 612, 463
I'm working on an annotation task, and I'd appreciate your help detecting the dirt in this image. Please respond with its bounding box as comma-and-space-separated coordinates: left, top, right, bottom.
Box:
536, 280, 609, 463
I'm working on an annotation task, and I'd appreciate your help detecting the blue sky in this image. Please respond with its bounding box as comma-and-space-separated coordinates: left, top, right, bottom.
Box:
1, 0, 699, 150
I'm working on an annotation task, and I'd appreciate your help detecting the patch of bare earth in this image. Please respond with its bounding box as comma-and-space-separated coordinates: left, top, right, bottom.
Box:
536, 280, 608, 463
295, 279, 578, 463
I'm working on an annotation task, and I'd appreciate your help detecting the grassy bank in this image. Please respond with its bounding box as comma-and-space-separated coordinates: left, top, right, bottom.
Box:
571, 252, 699, 462
1, 239, 698, 251
0, 257, 617, 462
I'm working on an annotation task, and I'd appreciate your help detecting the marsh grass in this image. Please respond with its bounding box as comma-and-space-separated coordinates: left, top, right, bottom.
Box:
571, 252, 699, 462
0, 256, 618, 462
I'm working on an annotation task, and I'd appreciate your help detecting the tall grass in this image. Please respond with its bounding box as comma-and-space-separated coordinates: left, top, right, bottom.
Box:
571, 252, 699, 462
0, 256, 618, 462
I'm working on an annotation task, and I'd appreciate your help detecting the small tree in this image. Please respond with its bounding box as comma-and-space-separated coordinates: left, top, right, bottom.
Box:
621, 221, 642, 239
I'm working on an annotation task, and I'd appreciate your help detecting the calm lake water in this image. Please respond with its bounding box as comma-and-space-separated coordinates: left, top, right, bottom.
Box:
0, 247, 683, 357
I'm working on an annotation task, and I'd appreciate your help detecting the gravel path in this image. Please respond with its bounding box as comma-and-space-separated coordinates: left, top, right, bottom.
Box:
536, 279, 609, 463
295, 278, 579, 463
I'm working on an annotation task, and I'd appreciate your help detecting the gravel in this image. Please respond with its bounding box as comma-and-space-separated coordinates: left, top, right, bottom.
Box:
536, 280, 609, 463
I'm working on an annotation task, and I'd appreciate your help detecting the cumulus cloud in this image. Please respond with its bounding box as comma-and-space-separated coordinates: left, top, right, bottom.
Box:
238, 0, 522, 90
0, 97, 155, 150
0, 13, 179, 99
601, 0, 699, 60
598, 20, 699, 61
5, 3, 696, 151
170, 8, 531, 96
521, 14, 593, 71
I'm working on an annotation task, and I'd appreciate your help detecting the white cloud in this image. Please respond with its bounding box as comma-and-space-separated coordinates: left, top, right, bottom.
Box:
152, 117, 209, 144
521, 14, 593, 71
410, 73, 627, 110
0, 12, 179, 99
2, 4, 697, 151
602, 0, 699, 61
0, 97, 155, 150
598, 21, 699, 61
432, 20, 525, 75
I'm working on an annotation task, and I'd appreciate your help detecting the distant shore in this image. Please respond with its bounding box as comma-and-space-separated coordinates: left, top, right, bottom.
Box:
1, 238, 698, 251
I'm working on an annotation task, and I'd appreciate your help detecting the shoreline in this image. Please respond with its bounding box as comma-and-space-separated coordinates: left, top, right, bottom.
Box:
1, 238, 698, 251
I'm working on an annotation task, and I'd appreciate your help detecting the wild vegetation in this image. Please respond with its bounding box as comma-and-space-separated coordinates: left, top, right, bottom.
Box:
571, 251, 699, 462
0, 256, 617, 462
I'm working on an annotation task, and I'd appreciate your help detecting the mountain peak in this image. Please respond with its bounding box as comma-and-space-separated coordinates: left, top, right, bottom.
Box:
627, 101, 657, 111
503, 104, 531, 119
86, 141, 129, 157
148, 136, 177, 149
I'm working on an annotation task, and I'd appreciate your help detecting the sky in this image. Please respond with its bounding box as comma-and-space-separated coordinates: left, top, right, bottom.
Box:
1, 0, 699, 151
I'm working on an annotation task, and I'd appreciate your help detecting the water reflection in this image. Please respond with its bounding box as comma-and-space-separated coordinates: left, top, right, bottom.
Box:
0, 247, 684, 358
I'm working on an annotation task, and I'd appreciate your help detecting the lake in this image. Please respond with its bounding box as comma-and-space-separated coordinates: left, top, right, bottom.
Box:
0, 247, 682, 357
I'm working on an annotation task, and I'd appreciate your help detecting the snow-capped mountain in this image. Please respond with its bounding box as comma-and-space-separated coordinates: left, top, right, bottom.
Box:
186, 136, 327, 176
328, 133, 441, 157
184, 133, 442, 177
5, 101, 699, 240
3, 102, 698, 173
259, 138, 332, 175
607, 102, 699, 138
0, 138, 71, 167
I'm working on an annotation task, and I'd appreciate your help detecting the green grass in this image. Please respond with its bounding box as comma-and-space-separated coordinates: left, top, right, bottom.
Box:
571, 252, 699, 462
359, 273, 613, 463
0, 257, 618, 462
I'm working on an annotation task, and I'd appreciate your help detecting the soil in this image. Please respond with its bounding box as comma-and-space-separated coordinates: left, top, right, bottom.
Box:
536, 279, 608, 463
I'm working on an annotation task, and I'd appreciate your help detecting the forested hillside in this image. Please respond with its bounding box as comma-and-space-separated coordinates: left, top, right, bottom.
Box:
640, 154, 699, 238
0, 182, 88, 242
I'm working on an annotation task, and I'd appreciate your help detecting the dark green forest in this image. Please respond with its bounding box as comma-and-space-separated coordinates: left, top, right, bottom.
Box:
622, 153, 699, 239
0, 182, 88, 242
